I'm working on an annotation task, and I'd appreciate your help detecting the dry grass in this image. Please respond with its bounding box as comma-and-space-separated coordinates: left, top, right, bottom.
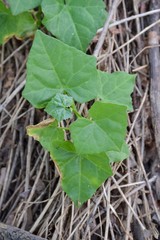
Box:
0, 0, 160, 239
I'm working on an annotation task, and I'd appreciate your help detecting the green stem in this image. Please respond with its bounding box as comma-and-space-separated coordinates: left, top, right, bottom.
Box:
71, 105, 82, 118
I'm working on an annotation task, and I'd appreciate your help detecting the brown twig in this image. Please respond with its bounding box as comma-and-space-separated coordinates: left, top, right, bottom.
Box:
93, 0, 120, 58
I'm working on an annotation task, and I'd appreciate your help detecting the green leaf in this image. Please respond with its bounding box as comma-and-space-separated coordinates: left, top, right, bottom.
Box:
41, 0, 107, 51
27, 119, 112, 206
27, 118, 64, 151
0, 2, 36, 44
98, 71, 135, 110
70, 102, 127, 154
50, 142, 112, 207
7, 0, 42, 15
106, 142, 129, 162
45, 93, 73, 121
22, 30, 99, 107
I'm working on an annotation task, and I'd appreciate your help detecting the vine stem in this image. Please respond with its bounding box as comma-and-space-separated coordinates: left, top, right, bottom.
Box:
71, 105, 82, 118
93, 0, 120, 58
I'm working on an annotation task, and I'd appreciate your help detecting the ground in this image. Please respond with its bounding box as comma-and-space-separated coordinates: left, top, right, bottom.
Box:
0, 0, 160, 239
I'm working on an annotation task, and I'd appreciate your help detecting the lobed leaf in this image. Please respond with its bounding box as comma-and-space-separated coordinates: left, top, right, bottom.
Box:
41, 0, 107, 51
22, 30, 99, 108
70, 102, 127, 154
0, 2, 36, 44
7, 0, 42, 15
98, 71, 135, 110
50, 142, 112, 207
27, 119, 112, 206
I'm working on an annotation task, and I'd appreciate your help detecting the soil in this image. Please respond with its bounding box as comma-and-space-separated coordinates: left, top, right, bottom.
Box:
0, 0, 160, 239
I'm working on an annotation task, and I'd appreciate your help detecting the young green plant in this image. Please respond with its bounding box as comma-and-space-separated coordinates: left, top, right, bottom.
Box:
0, 0, 135, 206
